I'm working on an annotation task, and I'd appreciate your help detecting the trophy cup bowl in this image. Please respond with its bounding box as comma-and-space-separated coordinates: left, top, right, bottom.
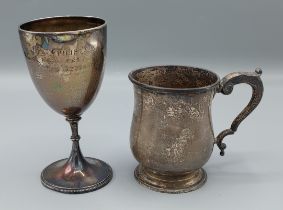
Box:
19, 16, 112, 193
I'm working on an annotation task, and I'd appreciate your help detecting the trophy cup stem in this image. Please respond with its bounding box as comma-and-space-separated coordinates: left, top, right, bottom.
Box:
66, 141, 86, 171
66, 115, 87, 172
40, 115, 113, 193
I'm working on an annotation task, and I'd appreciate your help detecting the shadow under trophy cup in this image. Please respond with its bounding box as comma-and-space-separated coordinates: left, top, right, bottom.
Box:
19, 16, 112, 193
129, 66, 263, 193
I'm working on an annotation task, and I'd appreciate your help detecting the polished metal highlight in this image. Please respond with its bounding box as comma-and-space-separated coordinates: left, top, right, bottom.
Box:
129, 65, 263, 193
19, 16, 112, 194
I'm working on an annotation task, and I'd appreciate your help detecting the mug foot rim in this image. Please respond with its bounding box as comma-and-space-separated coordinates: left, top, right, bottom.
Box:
134, 165, 207, 193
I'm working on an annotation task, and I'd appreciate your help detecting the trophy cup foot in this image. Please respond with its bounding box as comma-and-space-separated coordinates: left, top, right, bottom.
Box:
41, 157, 112, 194
134, 165, 207, 193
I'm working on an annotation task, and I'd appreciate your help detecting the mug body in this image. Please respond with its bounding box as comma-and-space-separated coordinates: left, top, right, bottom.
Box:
129, 65, 220, 193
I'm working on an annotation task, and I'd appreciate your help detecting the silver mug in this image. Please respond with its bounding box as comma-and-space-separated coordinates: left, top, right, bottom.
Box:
129, 65, 263, 193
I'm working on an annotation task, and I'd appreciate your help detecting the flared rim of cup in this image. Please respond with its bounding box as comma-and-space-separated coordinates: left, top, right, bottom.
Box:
18, 16, 106, 34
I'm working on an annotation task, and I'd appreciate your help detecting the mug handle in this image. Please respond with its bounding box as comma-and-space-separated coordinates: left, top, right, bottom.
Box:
215, 68, 264, 156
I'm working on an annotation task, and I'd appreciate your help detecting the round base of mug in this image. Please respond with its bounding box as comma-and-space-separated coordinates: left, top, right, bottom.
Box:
134, 165, 207, 193
41, 157, 112, 194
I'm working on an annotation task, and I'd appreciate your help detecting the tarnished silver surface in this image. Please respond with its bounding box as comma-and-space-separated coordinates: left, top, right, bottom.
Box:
19, 16, 106, 116
129, 65, 263, 193
19, 16, 112, 193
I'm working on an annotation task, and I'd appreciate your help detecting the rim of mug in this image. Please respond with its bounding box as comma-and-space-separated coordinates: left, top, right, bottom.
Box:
18, 16, 106, 34
128, 65, 221, 93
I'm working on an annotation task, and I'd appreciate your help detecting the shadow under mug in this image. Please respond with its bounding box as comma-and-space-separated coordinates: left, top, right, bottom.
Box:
129, 65, 263, 193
